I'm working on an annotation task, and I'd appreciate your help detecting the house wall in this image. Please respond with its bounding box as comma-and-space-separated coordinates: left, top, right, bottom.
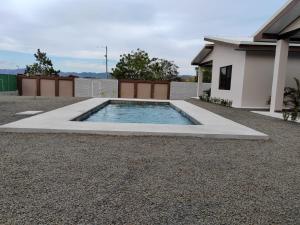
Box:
241, 51, 300, 108
210, 44, 247, 107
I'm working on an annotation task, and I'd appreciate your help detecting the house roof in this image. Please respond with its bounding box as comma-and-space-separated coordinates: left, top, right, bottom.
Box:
192, 0, 300, 66
204, 36, 300, 47
254, 0, 300, 42
191, 44, 214, 66
191, 36, 300, 66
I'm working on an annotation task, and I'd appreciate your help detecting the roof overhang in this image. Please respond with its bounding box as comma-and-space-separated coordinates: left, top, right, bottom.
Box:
254, 0, 300, 42
191, 44, 214, 66
204, 36, 300, 49
191, 35, 300, 66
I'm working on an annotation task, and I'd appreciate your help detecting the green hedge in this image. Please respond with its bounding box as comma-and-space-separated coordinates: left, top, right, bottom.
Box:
0, 74, 17, 92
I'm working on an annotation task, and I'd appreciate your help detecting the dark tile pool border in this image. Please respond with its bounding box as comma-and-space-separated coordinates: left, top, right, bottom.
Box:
72, 100, 201, 125
169, 103, 202, 125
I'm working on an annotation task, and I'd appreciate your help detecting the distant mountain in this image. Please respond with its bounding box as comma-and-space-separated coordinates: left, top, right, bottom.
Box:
0, 69, 192, 80
60, 72, 111, 79
0, 69, 25, 75
180, 75, 196, 82
0, 69, 111, 79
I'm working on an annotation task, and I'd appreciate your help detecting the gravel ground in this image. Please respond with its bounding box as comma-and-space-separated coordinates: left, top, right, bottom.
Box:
0, 97, 299, 225
0, 96, 87, 125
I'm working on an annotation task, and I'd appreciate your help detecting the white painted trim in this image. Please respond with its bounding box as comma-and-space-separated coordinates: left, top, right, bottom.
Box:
204, 36, 300, 47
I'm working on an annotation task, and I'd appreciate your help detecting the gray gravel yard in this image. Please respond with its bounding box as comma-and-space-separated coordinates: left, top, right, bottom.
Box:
0, 97, 299, 225
0, 96, 87, 125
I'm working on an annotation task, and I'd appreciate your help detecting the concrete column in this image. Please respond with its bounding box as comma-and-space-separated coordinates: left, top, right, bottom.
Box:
197, 67, 203, 97
270, 39, 289, 112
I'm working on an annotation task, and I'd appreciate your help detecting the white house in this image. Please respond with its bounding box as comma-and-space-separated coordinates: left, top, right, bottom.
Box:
192, 0, 300, 110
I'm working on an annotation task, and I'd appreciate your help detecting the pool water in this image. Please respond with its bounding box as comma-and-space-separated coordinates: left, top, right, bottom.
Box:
84, 102, 195, 125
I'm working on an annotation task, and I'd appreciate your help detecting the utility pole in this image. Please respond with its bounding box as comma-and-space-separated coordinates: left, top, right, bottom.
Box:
97, 45, 109, 78
104, 46, 108, 78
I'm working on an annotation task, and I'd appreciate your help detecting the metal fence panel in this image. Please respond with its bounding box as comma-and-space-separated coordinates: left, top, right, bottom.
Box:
0, 74, 17, 92
118, 80, 170, 100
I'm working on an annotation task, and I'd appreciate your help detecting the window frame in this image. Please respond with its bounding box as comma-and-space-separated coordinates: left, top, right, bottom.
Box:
219, 65, 232, 90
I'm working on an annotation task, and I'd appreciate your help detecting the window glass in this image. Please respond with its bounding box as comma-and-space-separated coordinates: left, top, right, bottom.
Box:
219, 65, 232, 90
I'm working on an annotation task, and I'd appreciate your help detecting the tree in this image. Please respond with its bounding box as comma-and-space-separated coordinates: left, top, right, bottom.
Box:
112, 49, 179, 81
202, 67, 212, 83
150, 59, 180, 81
25, 49, 60, 76
195, 67, 212, 83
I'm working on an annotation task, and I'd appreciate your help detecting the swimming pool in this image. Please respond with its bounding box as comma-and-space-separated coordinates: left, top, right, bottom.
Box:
0, 98, 269, 139
77, 101, 198, 125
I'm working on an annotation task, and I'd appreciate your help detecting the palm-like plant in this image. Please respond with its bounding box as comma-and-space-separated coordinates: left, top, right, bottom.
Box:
283, 78, 300, 121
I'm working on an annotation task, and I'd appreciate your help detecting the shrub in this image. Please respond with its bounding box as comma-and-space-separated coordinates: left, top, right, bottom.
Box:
199, 95, 232, 107
283, 77, 300, 122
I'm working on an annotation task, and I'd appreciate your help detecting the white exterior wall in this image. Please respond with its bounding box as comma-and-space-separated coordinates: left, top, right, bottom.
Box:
285, 53, 300, 87
170, 82, 197, 100
241, 51, 300, 108
75, 78, 118, 98
210, 44, 246, 107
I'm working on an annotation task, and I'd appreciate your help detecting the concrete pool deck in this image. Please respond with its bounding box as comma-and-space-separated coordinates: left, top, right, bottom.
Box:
252, 111, 300, 123
0, 98, 268, 140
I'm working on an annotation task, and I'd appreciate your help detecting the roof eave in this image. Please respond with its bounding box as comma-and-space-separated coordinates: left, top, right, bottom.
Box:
191, 45, 214, 66
253, 0, 298, 41
204, 36, 240, 47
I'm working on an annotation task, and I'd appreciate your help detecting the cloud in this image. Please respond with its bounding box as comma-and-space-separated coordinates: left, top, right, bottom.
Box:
0, 60, 17, 69
0, 0, 287, 74
58, 60, 106, 72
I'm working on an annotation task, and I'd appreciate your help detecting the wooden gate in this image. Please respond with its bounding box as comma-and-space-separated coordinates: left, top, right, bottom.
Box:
118, 80, 170, 100
17, 75, 75, 97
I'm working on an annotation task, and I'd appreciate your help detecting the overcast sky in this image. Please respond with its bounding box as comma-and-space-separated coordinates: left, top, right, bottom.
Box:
0, 0, 287, 75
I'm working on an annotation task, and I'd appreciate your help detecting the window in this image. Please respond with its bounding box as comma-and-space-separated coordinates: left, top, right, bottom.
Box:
219, 65, 232, 90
